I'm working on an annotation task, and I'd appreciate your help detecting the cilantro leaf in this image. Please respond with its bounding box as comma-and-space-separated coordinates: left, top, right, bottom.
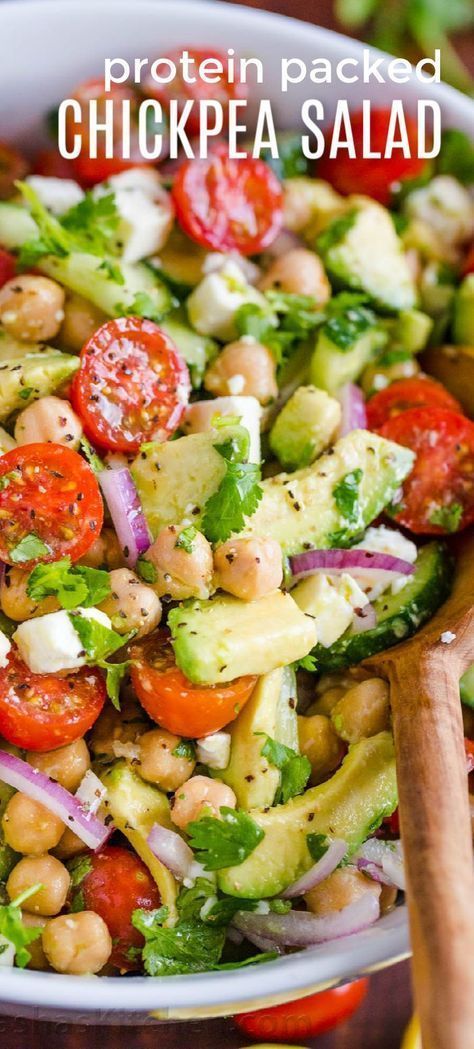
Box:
0, 885, 44, 968
187, 807, 265, 871
16, 180, 71, 268
79, 437, 105, 475
27, 557, 111, 610
114, 291, 168, 324
16, 183, 122, 272
176, 878, 216, 921
429, 502, 463, 533
132, 906, 226, 976
19, 387, 34, 401
202, 441, 263, 546
136, 556, 158, 584
175, 525, 197, 554
332, 469, 364, 525
172, 739, 196, 762
10, 533, 51, 564
103, 660, 130, 710
67, 612, 128, 663
321, 294, 376, 351
293, 653, 317, 673
307, 833, 330, 862
61, 191, 120, 256
316, 210, 358, 254
260, 737, 311, 805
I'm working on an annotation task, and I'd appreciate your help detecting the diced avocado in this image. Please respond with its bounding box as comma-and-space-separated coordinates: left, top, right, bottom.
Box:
453, 274, 474, 345
269, 386, 341, 470
388, 309, 433, 353
187, 261, 267, 341
283, 178, 347, 238
0, 781, 19, 881
162, 308, 218, 388
219, 667, 298, 809
218, 731, 397, 897
310, 326, 387, 395
0, 201, 37, 248
169, 591, 317, 686
0, 351, 79, 423
317, 204, 417, 312
0, 331, 57, 363
243, 429, 414, 557
156, 226, 209, 289
0, 425, 16, 453
101, 760, 177, 920
460, 664, 474, 709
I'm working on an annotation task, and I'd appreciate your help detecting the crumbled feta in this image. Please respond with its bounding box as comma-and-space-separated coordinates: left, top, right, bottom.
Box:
183, 395, 262, 463
75, 770, 107, 816
182, 861, 216, 889
440, 630, 456, 645
226, 374, 245, 395
0, 936, 15, 968
355, 525, 418, 599
292, 573, 368, 648
96, 167, 173, 263
0, 630, 11, 669
13, 607, 112, 675
25, 175, 84, 215
196, 731, 231, 771
404, 176, 474, 249
187, 261, 267, 341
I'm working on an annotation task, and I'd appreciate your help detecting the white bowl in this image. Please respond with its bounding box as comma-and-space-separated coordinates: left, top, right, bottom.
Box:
0, 0, 471, 1023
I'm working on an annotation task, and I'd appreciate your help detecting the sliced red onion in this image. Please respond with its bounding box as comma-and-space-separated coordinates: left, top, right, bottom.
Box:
289, 548, 416, 584
282, 838, 347, 898
0, 750, 110, 850
352, 603, 377, 634
99, 467, 151, 568
265, 228, 303, 258
147, 823, 194, 881
355, 839, 405, 891
75, 770, 107, 817
338, 383, 367, 437
233, 892, 380, 949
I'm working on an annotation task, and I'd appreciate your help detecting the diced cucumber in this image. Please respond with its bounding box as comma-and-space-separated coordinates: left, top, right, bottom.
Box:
162, 308, 218, 387
310, 326, 387, 395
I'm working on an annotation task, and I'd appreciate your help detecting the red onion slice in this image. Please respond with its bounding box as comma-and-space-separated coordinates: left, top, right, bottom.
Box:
282, 838, 347, 898
99, 467, 151, 569
355, 839, 405, 890
0, 750, 110, 850
289, 548, 416, 583
233, 892, 380, 948
338, 383, 367, 437
147, 823, 194, 881
352, 603, 377, 634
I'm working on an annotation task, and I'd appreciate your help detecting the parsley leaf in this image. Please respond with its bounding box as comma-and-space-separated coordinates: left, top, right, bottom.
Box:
16, 182, 122, 271
176, 878, 216, 921
307, 833, 330, 863
103, 660, 130, 710
235, 292, 324, 368
10, 533, 51, 564
201, 433, 263, 545
19, 386, 34, 401
61, 191, 120, 256
429, 502, 463, 532
67, 612, 133, 708
321, 294, 376, 351
332, 469, 364, 525
293, 653, 317, 673
172, 739, 196, 762
132, 906, 226, 976
0, 885, 44, 968
115, 291, 168, 324
27, 557, 111, 610
187, 807, 265, 871
437, 129, 474, 185
260, 737, 311, 805
136, 556, 158, 584
316, 210, 358, 254
175, 525, 197, 554
79, 437, 105, 475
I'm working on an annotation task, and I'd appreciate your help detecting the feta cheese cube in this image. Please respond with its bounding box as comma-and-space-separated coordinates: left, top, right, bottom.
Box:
0, 936, 15, 968
292, 573, 368, 648
25, 175, 84, 215
96, 168, 174, 263
0, 630, 11, 669
183, 396, 262, 463
355, 525, 417, 599
405, 176, 474, 249
196, 731, 231, 770
13, 607, 112, 675
187, 261, 267, 341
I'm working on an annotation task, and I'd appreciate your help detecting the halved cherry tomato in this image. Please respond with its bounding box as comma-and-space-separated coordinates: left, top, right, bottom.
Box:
0, 648, 106, 752
0, 248, 15, 289
66, 79, 147, 186
367, 377, 463, 432
33, 148, 78, 180
71, 318, 190, 454
379, 407, 474, 534
233, 979, 369, 1042
172, 149, 283, 255
71, 846, 161, 971
384, 807, 401, 835
317, 109, 427, 206
462, 243, 474, 276
0, 443, 103, 567
465, 738, 474, 775
144, 47, 246, 139
0, 141, 28, 199
130, 631, 257, 737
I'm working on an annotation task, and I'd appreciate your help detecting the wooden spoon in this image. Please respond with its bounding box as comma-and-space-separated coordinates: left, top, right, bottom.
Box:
364, 532, 474, 1049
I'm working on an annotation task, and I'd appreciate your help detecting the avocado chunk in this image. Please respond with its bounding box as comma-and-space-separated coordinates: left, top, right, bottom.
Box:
0, 351, 79, 423
310, 326, 387, 395
243, 429, 414, 557
453, 274, 474, 345
162, 308, 218, 388
101, 760, 178, 920
219, 667, 298, 808
169, 591, 317, 686
217, 731, 397, 898
0, 331, 58, 363
269, 386, 341, 470
317, 204, 417, 312
460, 664, 474, 710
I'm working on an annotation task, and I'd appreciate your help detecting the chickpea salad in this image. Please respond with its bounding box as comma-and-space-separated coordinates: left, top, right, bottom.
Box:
0, 63, 473, 980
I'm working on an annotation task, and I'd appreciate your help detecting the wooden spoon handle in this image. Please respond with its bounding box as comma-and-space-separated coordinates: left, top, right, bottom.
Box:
387, 650, 474, 1049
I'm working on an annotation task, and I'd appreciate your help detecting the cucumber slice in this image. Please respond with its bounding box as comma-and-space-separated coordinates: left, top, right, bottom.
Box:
312, 542, 453, 671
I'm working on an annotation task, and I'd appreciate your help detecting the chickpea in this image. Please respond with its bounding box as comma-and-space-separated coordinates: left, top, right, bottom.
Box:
2, 793, 64, 855
54, 827, 88, 861
42, 912, 112, 975
21, 913, 50, 970
144, 524, 213, 601
1, 566, 59, 621
170, 775, 236, 831
7, 855, 70, 916
331, 678, 390, 744
27, 739, 90, 793
259, 249, 331, 305
305, 866, 381, 917
306, 687, 347, 718
204, 340, 278, 406
14, 395, 83, 450
98, 568, 161, 639
57, 292, 106, 353
0, 275, 65, 342
361, 357, 421, 398
138, 729, 196, 791
78, 528, 125, 571
89, 695, 148, 758
282, 178, 344, 234
297, 715, 344, 785
214, 537, 283, 602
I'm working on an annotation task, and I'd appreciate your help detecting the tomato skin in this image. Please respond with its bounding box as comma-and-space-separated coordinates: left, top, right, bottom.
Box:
234, 980, 369, 1042
71, 318, 190, 454
379, 407, 474, 534
367, 377, 463, 432
144, 48, 246, 139
75, 846, 161, 971
317, 109, 427, 206
462, 244, 474, 276
0, 141, 28, 199
465, 738, 474, 775
0, 648, 106, 752
0, 443, 103, 567
66, 79, 148, 186
130, 632, 257, 738
0, 248, 15, 288
172, 150, 283, 255
33, 149, 78, 180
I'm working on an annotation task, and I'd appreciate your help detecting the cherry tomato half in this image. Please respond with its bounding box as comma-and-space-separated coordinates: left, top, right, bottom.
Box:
33, 149, 78, 180
172, 149, 283, 255
0, 248, 16, 289
0, 648, 106, 752
465, 738, 474, 775
462, 243, 474, 277
367, 376, 463, 432
0, 443, 103, 567
144, 47, 246, 139
71, 846, 161, 971
379, 407, 474, 534
0, 141, 28, 199
234, 979, 369, 1042
317, 109, 427, 206
66, 79, 147, 186
130, 631, 257, 738
70, 318, 190, 454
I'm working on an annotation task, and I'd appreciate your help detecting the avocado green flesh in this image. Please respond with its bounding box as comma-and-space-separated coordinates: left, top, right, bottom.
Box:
218, 732, 397, 898
312, 542, 452, 672
310, 327, 386, 396
453, 274, 474, 345
0, 352, 79, 423
460, 664, 474, 709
